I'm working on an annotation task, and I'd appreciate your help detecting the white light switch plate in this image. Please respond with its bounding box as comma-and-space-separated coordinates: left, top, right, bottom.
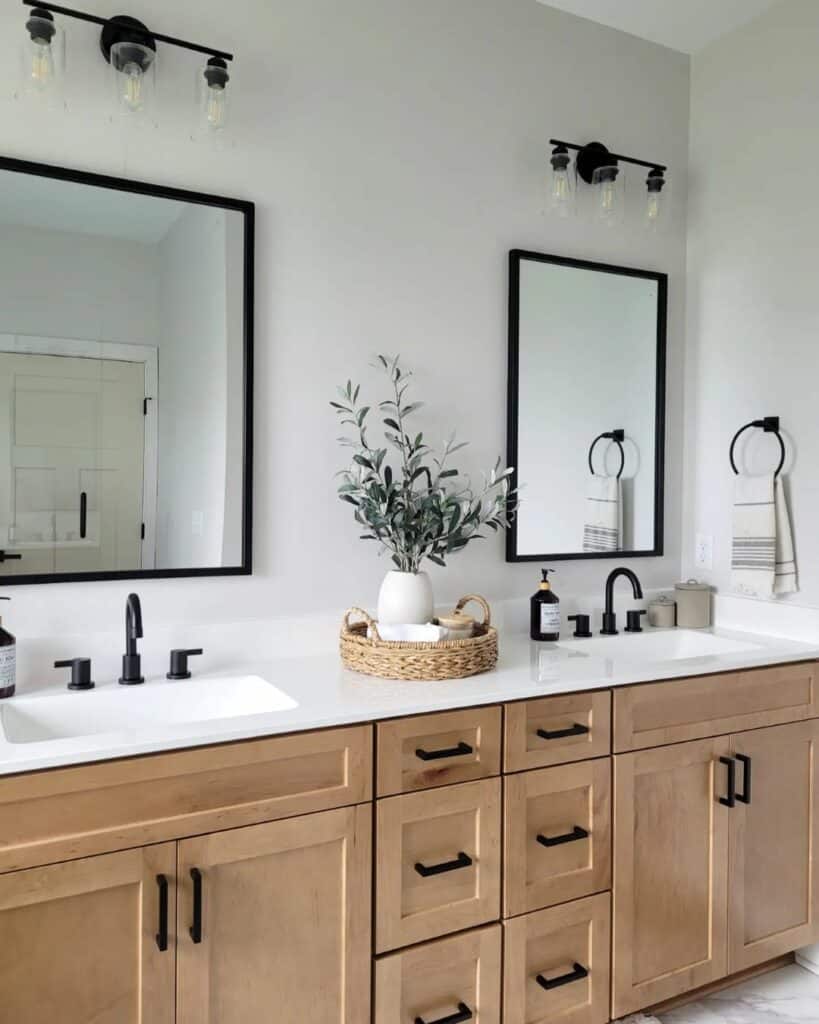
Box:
695, 533, 713, 570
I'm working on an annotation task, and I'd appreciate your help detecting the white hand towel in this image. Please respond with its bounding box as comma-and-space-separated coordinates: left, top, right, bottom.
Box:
774, 476, 798, 595
731, 474, 775, 597
583, 474, 621, 552
368, 623, 446, 643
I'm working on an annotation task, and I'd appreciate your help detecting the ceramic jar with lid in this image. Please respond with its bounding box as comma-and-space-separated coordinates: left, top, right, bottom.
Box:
674, 579, 713, 628
647, 594, 676, 628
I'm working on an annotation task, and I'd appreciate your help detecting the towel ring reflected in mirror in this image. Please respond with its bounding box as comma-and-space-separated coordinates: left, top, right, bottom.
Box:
729, 417, 786, 478
588, 429, 625, 480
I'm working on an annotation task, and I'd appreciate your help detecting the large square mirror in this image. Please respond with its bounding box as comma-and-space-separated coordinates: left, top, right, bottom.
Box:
0, 156, 253, 584
506, 250, 666, 562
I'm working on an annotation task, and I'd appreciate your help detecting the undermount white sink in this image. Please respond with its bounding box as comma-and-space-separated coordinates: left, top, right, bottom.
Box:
0, 675, 298, 744
555, 629, 765, 662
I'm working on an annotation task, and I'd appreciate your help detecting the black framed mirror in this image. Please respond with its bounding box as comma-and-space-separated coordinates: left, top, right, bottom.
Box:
506, 250, 666, 562
0, 155, 253, 584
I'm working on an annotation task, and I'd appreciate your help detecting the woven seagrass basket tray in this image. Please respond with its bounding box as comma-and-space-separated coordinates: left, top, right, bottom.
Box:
340, 594, 498, 681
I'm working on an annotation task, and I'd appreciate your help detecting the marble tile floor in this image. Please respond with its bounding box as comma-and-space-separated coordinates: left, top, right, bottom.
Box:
618, 965, 819, 1024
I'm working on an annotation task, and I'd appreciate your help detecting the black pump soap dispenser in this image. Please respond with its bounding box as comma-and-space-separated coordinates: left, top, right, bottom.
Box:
0, 597, 15, 699
530, 570, 560, 642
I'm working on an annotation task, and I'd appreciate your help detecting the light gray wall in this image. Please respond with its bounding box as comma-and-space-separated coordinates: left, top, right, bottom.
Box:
682, 0, 818, 606
0, 0, 689, 638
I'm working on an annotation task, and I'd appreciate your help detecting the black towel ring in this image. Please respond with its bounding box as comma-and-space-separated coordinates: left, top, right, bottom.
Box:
729, 416, 786, 478
588, 429, 625, 480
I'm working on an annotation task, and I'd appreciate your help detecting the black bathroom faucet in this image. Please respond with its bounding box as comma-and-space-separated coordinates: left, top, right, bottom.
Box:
601, 568, 643, 636
119, 592, 145, 684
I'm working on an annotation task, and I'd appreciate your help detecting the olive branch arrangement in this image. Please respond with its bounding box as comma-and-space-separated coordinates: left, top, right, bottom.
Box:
331, 355, 514, 573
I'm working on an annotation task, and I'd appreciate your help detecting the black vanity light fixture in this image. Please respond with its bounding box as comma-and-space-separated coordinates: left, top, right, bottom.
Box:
547, 138, 668, 230
20, 0, 234, 130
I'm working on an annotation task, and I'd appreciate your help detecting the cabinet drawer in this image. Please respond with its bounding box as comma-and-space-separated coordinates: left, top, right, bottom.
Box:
0, 725, 372, 872
504, 692, 611, 772
613, 661, 819, 752
504, 759, 611, 918
376, 778, 501, 952
375, 924, 501, 1024
503, 893, 611, 1024
377, 706, 501, 796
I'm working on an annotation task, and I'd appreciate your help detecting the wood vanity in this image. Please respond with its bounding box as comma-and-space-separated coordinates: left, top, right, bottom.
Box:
1, 658, 817, 1023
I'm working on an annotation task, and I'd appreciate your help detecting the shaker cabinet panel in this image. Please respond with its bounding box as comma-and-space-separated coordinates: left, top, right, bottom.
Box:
376, 778, 502, 952
503, 893, 611, 1024
377, 705, 501, 796
505, 691, 611, 773
504, 758, 611, 918
612, 737, 730, 1018
375, 924, 502, 1024
0, 843, 176, 1024
176, 805, 371, 1024
728, 719, 819, 971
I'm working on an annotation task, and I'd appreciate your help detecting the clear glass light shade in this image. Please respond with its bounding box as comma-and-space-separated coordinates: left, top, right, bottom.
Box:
199, 58, 230, 133
110, 40, 156, 115
20, 13, 63, 100
592, 165, 623, 227
547, 153, 574, 218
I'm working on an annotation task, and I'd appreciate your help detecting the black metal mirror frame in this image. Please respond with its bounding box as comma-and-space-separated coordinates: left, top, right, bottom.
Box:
505, 249, 667, 563
0, 154, 254, 585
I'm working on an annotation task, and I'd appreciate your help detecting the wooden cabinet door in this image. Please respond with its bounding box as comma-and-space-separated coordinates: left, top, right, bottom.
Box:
612, 737, 730, 1018
728, 719, 819, 971
0, 843, 175, 1024
177, 804, 371, 1024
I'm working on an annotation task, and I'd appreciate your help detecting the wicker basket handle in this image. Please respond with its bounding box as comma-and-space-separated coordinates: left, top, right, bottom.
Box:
342, 607, 382, 643
454, 594, 491, 628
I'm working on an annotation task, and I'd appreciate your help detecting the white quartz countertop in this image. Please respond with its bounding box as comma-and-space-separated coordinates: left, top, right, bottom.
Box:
1, 625, 818, 776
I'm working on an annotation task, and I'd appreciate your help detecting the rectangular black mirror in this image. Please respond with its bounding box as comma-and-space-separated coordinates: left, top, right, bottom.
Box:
506, 249, 666, 562
0, 156, 253, 584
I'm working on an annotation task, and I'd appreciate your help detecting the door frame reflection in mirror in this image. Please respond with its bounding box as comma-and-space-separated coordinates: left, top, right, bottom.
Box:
505, 249, 667, 562
0, 154, 254, 585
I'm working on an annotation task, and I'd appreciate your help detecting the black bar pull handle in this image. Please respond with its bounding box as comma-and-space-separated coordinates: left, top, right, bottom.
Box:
719, 756, 736, 808
536, 825, 589, 848
189, 867, 203, 944
415, 851, 473, 878
736, 753, 752, 805
416, 741, 473, 762
0, 551, 22, 562
155, 874, 169, 952
79, 491, 87, 539
415, 1003, 472, 1024
536, 963, 589, 991
537, 723, 589, 741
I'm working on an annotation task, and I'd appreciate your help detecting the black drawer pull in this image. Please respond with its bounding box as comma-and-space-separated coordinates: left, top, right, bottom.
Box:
536, 723, 589, 741
536, 963, 589, 991
719, 756, 736, 808
155, 874, 169, 952
190, 867, 203, 943
79, 491, 87, 539
415, 851, 472, 877
736, 753, 752, 805
536, 825, 589, 848
415, 1002, 472, 1024
416, 741, 473, 762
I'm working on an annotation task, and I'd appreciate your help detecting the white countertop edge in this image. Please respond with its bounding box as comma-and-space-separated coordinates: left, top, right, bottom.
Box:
1, 626, 818, 776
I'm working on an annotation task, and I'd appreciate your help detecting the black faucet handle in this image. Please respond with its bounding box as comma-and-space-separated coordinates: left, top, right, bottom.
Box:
167, 648, 204, 680
55, 658, 95, 691
625, 609, 648, 633
567, 614, 592, 638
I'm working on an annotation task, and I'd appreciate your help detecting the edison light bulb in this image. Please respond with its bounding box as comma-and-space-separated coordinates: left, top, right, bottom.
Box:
121, 61, 144, 110
206, 85, 226, 128
594, 166, 620, 226
547, 145, 574, 218
29, 37, 54, 89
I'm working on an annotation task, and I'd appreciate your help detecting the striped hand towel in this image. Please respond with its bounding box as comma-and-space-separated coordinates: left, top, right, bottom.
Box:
583, 474, 621, 552
774, 476, 798, 594
731, 474, 776, 597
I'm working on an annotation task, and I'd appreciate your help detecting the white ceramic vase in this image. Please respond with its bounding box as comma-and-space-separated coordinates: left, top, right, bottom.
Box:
377, 570, 434, 626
